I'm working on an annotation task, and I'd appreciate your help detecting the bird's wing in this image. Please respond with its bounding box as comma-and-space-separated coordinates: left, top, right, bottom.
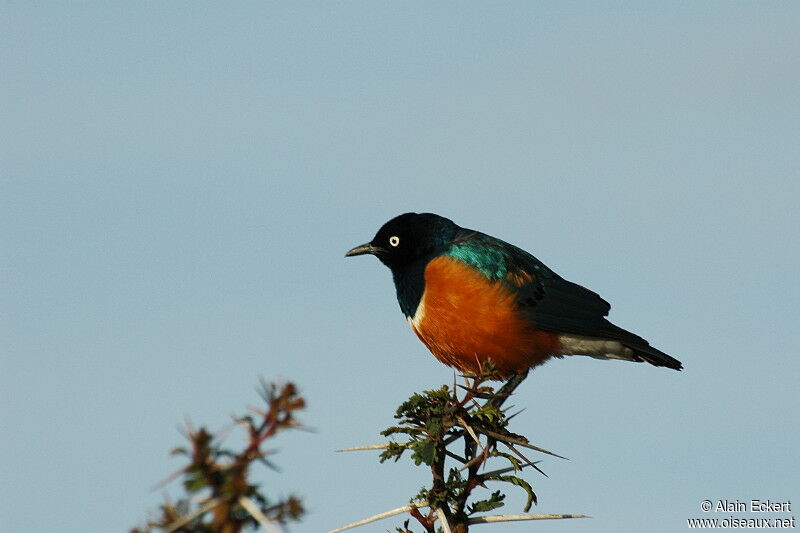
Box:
450, 230, 614, 335
448, 230, 682, 370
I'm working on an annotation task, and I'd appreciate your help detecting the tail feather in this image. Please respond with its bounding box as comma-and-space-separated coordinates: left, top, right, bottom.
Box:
600, 320, 683, 371
625, 342, 683, 371
554, 320, 683, 371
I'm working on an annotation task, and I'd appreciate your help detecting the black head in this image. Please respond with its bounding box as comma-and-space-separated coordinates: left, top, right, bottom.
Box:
345, 212, 460, 270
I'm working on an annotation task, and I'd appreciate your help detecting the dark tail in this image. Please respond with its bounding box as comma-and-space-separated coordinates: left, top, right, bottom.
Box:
626, 342, 683, 371
602, 321, 683, 371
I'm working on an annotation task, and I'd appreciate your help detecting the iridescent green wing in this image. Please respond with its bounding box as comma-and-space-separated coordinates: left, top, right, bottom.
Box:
447, 230, 613, 336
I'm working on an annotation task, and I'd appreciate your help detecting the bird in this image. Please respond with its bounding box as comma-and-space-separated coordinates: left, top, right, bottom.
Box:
346, 212, 682, 378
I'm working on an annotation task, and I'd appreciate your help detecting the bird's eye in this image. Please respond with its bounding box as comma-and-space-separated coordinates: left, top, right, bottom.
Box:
388, 236, 400, 247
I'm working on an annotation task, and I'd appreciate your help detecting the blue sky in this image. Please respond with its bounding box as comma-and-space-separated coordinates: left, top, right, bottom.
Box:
2, 3, 798, 532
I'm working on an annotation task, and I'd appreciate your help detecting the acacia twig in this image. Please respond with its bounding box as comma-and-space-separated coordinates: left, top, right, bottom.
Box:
435, 507, 453, 533
336, 444, 392, 452
338, 366, 587, 532
238, 496, 284, 533
467, 513, 590, 524
479, 427, 566, 459
327, 501, 429, 533
165, 497, 222, 532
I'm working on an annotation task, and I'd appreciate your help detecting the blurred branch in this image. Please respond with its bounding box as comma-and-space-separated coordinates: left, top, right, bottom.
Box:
165, 497, 222, 532
132, 381, 306, 533
238, 496, 284, 533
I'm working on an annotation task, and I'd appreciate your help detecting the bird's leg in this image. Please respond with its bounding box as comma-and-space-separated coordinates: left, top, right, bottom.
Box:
462, 370, 529, 470
488, 369, 530, 410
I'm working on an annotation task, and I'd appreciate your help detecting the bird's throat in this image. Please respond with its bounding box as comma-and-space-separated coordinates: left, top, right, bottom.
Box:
392, 259, 427, 318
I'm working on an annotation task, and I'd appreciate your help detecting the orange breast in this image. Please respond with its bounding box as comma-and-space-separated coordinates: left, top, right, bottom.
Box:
409, 255, 560, 377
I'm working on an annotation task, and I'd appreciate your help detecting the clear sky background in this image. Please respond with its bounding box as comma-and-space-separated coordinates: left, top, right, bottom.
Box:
2, 3, 798, 532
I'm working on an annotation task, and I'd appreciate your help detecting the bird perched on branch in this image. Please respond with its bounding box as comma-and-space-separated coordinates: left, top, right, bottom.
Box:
346, 212, 682, 378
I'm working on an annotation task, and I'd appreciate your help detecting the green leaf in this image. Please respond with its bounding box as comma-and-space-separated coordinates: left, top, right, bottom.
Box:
182, 470, 207, 493
380, 426, 422, 438
470, 403, 503, 424
379, 442, 410, 463
410, 439, 436, 466
468, 490, 506, 514
427, 416, 443, 437
487, 450, 523, 471
488, 474, 537, 511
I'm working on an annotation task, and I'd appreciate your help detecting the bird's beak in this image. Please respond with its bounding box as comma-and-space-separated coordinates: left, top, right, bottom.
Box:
345, 242, 385, 257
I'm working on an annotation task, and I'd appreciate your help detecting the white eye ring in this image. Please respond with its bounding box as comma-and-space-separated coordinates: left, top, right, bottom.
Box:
388, 235, 400, 247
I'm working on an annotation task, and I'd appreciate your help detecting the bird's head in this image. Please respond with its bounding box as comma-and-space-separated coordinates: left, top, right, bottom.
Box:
345, 212, 460, 270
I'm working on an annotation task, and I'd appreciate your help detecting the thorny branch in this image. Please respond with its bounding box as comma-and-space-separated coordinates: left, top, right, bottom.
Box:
332, 364, 587, 532
132, 381, 306, 533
